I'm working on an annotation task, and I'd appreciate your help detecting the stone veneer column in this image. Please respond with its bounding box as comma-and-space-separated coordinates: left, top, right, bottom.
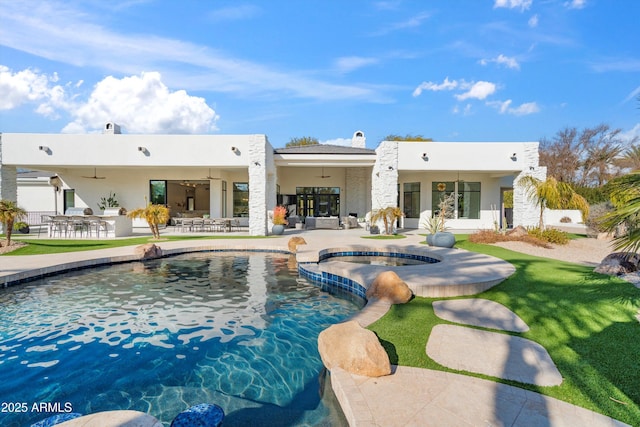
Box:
513, 142, 547, 228
0, 135, 18, 234
345, 167, 369, 218
371, 141, 398, 210
248, 135, 275, 236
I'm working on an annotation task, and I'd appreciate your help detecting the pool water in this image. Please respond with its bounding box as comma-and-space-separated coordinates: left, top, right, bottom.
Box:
0, 252, 363, 426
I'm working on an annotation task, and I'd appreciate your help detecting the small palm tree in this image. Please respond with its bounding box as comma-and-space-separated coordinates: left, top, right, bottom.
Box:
0, 199, 27, 247
600, 172, 640, 252
517, 176, 589, 229
127, 204, 170, 239
370, 206, 404, 235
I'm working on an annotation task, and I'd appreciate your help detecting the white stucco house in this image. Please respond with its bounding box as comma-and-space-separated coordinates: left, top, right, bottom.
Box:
0, 124, 546, 236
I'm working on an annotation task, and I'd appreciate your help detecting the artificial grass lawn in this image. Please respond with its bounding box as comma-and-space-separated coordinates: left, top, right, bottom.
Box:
3, 235, 268, 256
368, 235, 640, 426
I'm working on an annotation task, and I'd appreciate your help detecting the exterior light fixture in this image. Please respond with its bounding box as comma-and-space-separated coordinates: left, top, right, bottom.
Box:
421, 152, 428, 161
231, 146, 238, 153
388, 166, 393, 170
39, 145, 51, 154
253, 161, 260, 166
510, 153, 517, 161
138, 146, 150, 156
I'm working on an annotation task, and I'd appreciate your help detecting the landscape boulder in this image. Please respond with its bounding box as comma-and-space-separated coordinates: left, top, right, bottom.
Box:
506, 225, 528, 238
317, 320, 391, 377
366, 271, 413, 304
595, 252, 640, 276
288, 236, 307, 253
135, 243, 162, 260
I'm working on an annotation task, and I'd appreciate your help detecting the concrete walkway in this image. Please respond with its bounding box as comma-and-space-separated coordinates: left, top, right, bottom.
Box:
1, 228, 630, 426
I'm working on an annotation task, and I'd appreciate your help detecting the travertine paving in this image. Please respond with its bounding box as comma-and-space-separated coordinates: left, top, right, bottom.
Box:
433, 298, 529, 332
427, 324, 563, 386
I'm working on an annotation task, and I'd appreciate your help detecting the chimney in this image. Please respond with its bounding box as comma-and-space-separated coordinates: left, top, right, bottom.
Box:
103, 122, 121, 134
352, 130, 366, 148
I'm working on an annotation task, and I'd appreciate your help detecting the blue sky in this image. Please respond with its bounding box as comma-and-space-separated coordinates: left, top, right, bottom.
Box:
1, 0, 639, 148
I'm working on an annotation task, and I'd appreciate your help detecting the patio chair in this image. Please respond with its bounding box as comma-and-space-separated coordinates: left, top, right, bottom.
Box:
180, 218, 193, 232
86, 215, 108, 238
50, 216, 70, 237
231, 218, 241, 232
37, 214, 53, 238
69, 216, 88, 237
192, 218, 204, 232
203, 218, 215, 232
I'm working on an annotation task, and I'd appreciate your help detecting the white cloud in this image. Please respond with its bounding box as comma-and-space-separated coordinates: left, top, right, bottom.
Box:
412, 77, 458, 97
487, 99, 540, 115
565, 0, 586, 9
0, 66, 65, 114
455, 81, 497, 101
321, 138, 352, 146
620, 123, 640, 145
63, 72, 218, 134
479, 54, 520, 70
528, 14, 539, 28
0, 2, 383, 102
493, 0, 532, 11
335, 56, 379, 74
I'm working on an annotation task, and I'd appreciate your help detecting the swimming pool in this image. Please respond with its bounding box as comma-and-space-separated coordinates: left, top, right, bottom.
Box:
0, 252, 363, 426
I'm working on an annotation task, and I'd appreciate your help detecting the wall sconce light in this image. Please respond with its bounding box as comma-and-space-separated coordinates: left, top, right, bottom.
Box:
231, 146, 239, 153
253, 161, 260, 166
421, 152, 428, 161
39, 145, 51, 154
388, 166, 393, 170
510, 153, 517, 161
138, 146, 150, 156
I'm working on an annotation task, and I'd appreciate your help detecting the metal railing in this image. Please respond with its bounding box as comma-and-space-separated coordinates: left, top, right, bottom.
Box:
24, 211, 57, 225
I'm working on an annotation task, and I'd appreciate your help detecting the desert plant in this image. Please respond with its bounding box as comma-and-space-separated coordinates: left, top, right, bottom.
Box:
430, 192, 456, 232
527, 226, 570, 245
271, 206, 287, 225
422, 216, 443, 234
517, 175, 589, 229
13, 221, 29, 231
370, 206, 404, 235
0, 199, 27, 246
98, 192, 119, 210
559, 216, 572, 223
127, 204, 170, 239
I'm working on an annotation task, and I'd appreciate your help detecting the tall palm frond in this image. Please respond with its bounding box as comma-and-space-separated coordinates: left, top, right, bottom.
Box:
600, 172, 640, 252
517, 176, 589, 228
127, 204, 170, 239
0, 199, 27, 247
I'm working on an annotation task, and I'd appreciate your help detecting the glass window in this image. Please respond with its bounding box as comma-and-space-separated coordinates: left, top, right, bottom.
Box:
403, 182, 420, 218
63, 189, 75, 213
149, 180, 167, 205
431, 181, 455, 218
459, 182, 480, 219
295, 187, 340, 217
233, 182, 249, 217
222, 181, 227, 218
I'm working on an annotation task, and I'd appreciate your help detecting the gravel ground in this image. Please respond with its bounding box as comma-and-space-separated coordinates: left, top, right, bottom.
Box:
493, 237, 615, 267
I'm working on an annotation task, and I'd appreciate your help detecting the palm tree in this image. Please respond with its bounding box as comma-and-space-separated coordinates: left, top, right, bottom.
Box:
600, 172, 640, 252
127, 204, 170, 239
370, 206, 404, 235
517, 176, 589, 229
0, 199, 27, 247
616, 145, 640, 172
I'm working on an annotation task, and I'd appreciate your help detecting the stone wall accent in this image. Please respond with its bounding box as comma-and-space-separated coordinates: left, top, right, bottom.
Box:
372, 140, 398, 211
345, 167, 369, 218
248, 135, 273, 236
317, 320, 391, 377
513, 142, 546, 228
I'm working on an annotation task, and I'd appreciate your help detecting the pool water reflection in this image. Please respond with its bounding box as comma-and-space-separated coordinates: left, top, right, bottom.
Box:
0, 252, 363, 426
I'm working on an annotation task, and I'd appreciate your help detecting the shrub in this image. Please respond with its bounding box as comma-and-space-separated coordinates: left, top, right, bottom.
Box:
559, 216, 572, 223
271, 206, 287, 225
527, 227, 569, 245
469, 229, 552, 248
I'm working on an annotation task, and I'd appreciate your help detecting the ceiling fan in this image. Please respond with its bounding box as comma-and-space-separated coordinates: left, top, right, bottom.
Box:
82, 168, 106, 179
202, 168, 221, 180
316, 167, 331, 179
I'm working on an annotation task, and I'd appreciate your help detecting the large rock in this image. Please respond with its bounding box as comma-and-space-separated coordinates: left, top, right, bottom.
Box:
507, 225, 528, 237
595, 252, 640, 275
317, 320, 391, 377
366, 271, 413, 304
135, 243, 162, 260
288, 236, 307, 253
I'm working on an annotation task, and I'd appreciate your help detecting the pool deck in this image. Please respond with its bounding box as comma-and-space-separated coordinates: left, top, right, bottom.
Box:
1, 228, 630, 426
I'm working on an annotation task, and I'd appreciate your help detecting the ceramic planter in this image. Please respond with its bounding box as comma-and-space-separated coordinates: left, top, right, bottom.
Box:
272, 224, 285, 235
430, 231, 455, 248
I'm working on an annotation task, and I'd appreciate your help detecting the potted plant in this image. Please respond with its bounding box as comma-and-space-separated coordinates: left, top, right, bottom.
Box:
271, 206, 287, 235
423, 192, 456, 248
13, 221, 30, 234
98, 192, 119, 211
